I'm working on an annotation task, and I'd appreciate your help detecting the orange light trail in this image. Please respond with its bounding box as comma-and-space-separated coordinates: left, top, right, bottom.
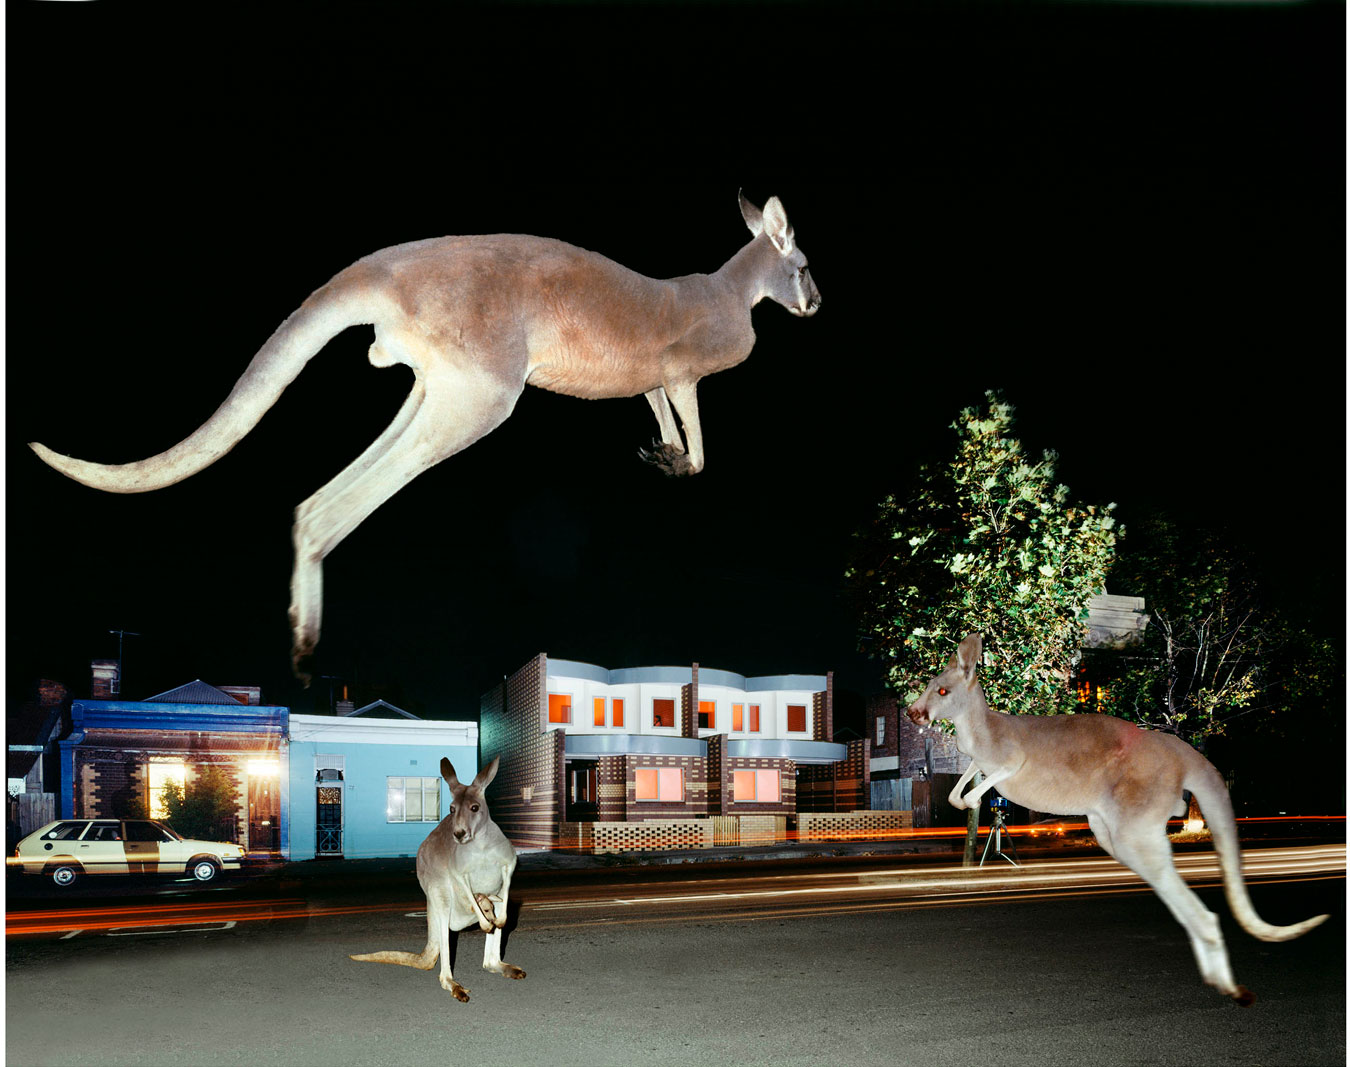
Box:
7, 844, 1341, 939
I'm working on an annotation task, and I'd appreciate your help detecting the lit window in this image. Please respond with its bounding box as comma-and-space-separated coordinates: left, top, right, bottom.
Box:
787, 704, 807, 732
548, 693, 572, 724
749, 704, 761, 732
732, 703, 744, 731
698, 700, 716, 730
653, 698, 676, 728
733, 769, 780, 803
148, 760, 187, 819
613, 698, 625, 729
876, 716, 886, 747
594, 697, 606, 727
387, 776, 441, 823
635, 767, 683, 801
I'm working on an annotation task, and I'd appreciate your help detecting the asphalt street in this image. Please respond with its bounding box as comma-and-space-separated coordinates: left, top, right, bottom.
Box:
5, 847, 1344, 1067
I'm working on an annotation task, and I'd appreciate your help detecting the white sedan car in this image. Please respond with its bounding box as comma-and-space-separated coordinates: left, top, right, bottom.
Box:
9, 818, 247, 887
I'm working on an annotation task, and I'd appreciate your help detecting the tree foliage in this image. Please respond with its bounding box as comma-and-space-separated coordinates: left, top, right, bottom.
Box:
160, 765, 237, 842
1088, 511, 1335, 748
847, 392, 1119, 715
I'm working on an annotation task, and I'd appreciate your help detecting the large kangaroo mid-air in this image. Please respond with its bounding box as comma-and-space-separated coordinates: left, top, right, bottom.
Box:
29, 192, 822, 681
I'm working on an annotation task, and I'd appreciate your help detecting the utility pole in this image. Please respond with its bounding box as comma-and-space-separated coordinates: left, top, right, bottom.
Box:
108, 629, 139, 696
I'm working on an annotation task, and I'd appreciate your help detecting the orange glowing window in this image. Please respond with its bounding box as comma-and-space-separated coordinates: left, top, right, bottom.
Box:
635, 766, 683, 801
613, 698, 624, 729
548, 694, 572, 724
732, 703, 743, 731
698, 700, 716, 730
653, 698, 676, 728
787, 704, 807, 732
749, 704, 760, 732
594, 697, 606, 727
733, 769, 780, 803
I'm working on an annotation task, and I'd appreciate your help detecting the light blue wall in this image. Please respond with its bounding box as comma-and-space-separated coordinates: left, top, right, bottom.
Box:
288, 741, 478, 861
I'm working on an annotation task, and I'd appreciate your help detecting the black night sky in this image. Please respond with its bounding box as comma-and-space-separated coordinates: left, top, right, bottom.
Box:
7, 2, 1344, 733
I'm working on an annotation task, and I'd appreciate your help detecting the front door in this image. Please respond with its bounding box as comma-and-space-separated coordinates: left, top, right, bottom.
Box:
565, 762, 598, 822
316, 784, 343, 856
248, 766, 281, 852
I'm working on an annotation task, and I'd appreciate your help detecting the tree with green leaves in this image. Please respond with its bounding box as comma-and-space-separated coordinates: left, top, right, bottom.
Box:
1087, 511, 1334, 752
847, 393, 1119, 861
160, 765, 238, 842
849, 391, 1119, 714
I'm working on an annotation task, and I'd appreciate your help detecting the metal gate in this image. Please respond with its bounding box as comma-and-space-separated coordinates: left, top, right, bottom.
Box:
316, 781, 343, 856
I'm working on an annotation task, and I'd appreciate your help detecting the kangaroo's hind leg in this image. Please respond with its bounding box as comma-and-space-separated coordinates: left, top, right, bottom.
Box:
288, 356, 524, 680
1106, 816, 1248, 1004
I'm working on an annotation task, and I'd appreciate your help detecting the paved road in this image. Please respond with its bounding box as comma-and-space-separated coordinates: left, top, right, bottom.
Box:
6, 849, 1344, 1067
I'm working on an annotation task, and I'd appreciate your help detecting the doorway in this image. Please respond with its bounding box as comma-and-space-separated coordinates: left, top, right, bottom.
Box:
316, 768, 344, 856
565, 761, 598, 822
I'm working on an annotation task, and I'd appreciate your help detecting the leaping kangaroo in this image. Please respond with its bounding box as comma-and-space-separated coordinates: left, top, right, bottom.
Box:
28, 192, 821, 682
908, 633, 1329, 1005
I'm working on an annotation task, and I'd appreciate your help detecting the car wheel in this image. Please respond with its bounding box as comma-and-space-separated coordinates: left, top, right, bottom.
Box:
190, 858, 220, 883
49, 863, 81, 888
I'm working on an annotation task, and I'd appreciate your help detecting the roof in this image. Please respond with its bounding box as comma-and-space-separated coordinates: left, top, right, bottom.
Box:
142, 680, 249, 706
344, 699, 420, 720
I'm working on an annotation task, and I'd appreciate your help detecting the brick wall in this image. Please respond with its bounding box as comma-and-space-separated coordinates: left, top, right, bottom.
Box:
867, 693, 901, 757
480, 654, 559, 848
724, 755, 795, 816
812, 672, 834, 742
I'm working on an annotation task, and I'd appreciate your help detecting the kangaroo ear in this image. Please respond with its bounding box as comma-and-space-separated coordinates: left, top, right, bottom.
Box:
472, 756, 500, 791
956, 633, 983, 681
739, 189, 764, 236
440, 757, 461, 788
761, 196, 795, 254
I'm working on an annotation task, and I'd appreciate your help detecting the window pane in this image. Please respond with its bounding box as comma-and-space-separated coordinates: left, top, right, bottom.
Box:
424, 782, 440, 821
698, 701, 715, 730
594, 697, 606, 727
787, 704, 807, 732
657, 768, 683, 801
613, 698, 625, 729
756, 770, 780, 803
653, 699, 675, 728
387, 779, 405, 822
635, 768, 658, 800
749, 704, 760, 732
733, 770, 756, 802
732, 703, 744, 732
876, 717, 886, 746
548, 694, 572, 724
406, 786, 423, 821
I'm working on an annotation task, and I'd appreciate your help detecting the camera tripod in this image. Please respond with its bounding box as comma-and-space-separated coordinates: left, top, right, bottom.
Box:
979, 796, 1021, 868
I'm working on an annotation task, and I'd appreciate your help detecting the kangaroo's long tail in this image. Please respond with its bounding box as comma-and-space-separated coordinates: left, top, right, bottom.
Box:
29, 277, 376, 493
349, 942, 438, 970
1186, 757, 1329, 942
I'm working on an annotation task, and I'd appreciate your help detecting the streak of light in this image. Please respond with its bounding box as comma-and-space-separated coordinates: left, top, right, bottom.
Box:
6, 845, 1341, 939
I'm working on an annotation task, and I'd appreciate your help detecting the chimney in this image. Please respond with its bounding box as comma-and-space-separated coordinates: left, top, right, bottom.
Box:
90, 659, 120, 699
335, 700, 355, 716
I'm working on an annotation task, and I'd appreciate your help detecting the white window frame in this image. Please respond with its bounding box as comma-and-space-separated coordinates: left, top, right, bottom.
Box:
386, 775, 442, 823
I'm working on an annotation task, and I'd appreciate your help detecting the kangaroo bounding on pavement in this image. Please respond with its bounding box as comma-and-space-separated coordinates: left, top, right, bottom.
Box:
906, 633, 1328, 1006
27, 192, 822, 682
350, 756, 523, 1001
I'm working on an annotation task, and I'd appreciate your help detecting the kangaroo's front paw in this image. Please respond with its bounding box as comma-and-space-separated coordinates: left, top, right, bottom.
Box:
638, 441, 692, 477
475, 894, 496, 930
441, 975, 470, 1001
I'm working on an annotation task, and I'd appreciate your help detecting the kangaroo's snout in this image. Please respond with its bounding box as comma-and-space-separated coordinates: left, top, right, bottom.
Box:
454, 828, 469, 841
906, 702, 929, 727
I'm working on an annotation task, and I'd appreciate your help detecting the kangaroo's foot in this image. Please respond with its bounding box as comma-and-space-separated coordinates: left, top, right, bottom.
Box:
487, 960, 527, 980
1231, 985, 1256, 1008
440, 974, 470, 1001
638, 441, 693, 477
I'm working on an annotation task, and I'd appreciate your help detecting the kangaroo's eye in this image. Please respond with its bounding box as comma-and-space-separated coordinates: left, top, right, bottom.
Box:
938, 687, 949, 697
471, 804, 479, 812
449, 805, 455, 815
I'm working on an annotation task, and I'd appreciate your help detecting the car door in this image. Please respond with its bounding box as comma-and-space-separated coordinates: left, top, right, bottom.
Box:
122, 820, 170, 874
79, 822, 128, 874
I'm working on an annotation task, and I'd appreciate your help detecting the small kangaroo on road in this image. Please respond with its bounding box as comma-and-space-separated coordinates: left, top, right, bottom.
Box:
350, 756, 523, 1001
28, 192, 821, 681
907, 633, 1328, 1005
